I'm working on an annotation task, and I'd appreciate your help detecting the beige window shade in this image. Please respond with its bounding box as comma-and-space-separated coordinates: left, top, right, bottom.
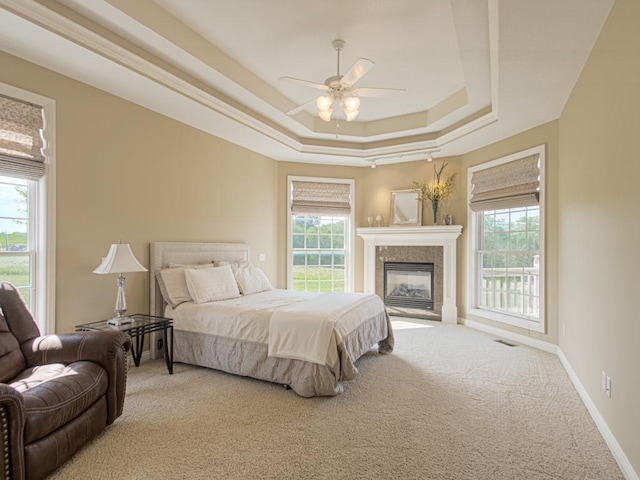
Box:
0, 94, 46, 181
470, 154, 540, 212
291, 181, 351, 215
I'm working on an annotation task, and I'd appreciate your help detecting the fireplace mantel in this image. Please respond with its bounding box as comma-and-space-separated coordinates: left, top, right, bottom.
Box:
357, 226, 463, 323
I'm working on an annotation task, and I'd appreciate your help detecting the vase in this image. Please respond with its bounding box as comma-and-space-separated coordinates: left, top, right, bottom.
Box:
431, 199, 439, 224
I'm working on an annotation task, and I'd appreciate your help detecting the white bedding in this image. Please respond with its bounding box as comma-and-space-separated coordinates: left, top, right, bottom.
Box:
168, 289, 386, 365
269, 292, 377, 364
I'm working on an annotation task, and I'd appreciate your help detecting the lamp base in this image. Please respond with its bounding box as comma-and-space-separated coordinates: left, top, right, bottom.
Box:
107, 316, 134, 326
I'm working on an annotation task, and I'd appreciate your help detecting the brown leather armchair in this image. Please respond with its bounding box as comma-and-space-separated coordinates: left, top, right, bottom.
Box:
0, 282, 132, 480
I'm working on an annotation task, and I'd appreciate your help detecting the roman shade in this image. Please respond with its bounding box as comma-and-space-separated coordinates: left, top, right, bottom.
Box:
469, 154, 540, 212
0, 94, 46, 181
291, 181, 351, 215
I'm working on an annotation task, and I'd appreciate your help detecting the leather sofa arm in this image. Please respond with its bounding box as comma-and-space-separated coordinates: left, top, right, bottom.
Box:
22, 331, 132, 425
0, 384, 26, 480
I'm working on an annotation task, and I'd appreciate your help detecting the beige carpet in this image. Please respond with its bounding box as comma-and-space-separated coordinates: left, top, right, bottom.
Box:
50, 319, 623, 479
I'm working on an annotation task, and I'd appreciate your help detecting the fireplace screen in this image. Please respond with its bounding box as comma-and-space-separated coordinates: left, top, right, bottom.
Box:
383, 262, 434, 310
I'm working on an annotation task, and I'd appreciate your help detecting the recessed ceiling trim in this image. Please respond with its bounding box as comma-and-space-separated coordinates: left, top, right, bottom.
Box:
1, 0, 613, 166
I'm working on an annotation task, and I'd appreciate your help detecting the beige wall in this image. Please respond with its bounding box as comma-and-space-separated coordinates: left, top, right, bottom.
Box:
3, 5, 638, 469
0, 51, 279, 334
558, 0, 639, 472
459, 121, 560, 344
276, 158, 463, 291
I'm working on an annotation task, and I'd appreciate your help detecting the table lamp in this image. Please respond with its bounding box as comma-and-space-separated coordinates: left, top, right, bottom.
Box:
93, 242, 147, 325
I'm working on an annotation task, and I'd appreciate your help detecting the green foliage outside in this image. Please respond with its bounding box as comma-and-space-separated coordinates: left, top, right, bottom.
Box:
480, 207, 539, 269
0, 256, 31, 306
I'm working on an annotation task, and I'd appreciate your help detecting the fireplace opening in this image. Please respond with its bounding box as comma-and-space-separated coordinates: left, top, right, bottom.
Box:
383, 262, 434, 310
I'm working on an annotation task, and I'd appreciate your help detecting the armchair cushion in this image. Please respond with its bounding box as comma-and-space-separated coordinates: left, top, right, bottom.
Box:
11, 361, 108, 444
0, 314, 26, 383
23, 331, 131, 425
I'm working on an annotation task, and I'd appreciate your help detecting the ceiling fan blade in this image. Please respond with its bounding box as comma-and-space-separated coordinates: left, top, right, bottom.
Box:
340, 58, 375, 87
279, 77, 329, 91
286, 97, 318, 116
352, 87, 407, 99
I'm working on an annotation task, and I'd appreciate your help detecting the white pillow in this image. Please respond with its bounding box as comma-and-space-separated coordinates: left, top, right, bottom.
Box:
184, 265, 241, 303
213, 260, 250, 273
156, 264, 214, 307
234, 265, 273, 295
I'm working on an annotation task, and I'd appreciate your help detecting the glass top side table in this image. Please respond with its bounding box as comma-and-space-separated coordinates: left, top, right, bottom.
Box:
76, 313, 173, 374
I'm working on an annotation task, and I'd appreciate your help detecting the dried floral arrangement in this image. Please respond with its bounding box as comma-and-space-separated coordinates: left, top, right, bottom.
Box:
412, 162, 456, 223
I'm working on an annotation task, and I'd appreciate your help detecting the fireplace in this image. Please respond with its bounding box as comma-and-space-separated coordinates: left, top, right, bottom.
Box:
356, 226, 462, 324
384, 262, 434, 310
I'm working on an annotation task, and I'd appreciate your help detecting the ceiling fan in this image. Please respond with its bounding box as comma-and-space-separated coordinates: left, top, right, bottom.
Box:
280, 39, 406, 122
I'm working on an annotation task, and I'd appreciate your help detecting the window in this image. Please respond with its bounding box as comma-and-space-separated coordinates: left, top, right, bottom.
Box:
467, 146, 544, 332
0, 176, 33, 305
287, 177, 354, 293
0, 85, 55, 333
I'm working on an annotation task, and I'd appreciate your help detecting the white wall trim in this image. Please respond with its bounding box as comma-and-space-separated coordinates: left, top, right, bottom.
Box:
464, 317, 638, 480
463, 318, 557, 353
0, 82, 56, 334
557, 350, 638, 480
286, 176, 355, 292
466, 144, 546, 334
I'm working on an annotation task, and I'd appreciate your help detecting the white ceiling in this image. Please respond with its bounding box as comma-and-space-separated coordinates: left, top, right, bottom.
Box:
0, 0, 615, 167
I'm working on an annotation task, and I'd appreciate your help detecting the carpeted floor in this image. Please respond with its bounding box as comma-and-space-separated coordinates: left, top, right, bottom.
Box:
50, 319, 624, 479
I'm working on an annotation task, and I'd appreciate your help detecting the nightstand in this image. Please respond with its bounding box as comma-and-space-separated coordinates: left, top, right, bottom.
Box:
76, 314, 173, 374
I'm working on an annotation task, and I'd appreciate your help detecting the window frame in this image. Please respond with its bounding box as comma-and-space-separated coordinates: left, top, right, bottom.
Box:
287, 176, 355, 292
0, 82, 56, 334
466, 145, 545, 333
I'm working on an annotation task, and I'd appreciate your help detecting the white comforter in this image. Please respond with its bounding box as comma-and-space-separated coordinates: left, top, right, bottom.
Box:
168, 289, 385, 366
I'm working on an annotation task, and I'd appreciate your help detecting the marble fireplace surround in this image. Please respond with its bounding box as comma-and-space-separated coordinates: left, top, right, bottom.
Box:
357, 226, 463, 324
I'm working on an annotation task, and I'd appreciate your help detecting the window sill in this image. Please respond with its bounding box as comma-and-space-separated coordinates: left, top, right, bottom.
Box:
468, 308, 545, 333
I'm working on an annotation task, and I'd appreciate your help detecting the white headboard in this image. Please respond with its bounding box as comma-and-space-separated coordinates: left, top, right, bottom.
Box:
149, 242, 250, 317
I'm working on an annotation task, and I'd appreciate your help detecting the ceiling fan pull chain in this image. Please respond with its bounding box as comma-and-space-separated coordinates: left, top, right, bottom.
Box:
336, 119, 340, 138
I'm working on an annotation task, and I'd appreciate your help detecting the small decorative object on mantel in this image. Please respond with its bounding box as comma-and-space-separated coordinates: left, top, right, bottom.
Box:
413, 162, 457, 224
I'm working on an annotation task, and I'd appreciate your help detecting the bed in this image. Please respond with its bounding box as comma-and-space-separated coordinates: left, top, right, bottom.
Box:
149, 242, 394, 397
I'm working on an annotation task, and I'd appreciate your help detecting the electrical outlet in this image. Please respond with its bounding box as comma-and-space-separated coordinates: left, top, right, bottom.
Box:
156, 338, 163, 351
562, 324, 566, 336
259, 253, 266, 262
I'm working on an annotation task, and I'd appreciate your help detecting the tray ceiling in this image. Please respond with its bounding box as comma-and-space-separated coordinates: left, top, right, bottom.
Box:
0, 0, 614, 166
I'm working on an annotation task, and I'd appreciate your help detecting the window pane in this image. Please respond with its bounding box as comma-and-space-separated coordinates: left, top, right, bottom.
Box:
477, 205, 540, 320
290, 209, 349, 293
292, 234, 304, 248
319, 235, 332, 248
0, 255, 30, 287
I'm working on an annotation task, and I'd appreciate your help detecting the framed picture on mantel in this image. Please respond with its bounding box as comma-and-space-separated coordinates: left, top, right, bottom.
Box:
389, 190, 422, 226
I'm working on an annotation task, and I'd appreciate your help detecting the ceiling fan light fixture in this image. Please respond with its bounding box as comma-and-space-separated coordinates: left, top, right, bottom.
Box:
344, 109, 359, 121
316, 96, 333, 111
343, 96, 360, 112
319, 109, 333, 122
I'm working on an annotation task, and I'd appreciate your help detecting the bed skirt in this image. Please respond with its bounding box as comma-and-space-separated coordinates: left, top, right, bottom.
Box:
173, 310, 394, 397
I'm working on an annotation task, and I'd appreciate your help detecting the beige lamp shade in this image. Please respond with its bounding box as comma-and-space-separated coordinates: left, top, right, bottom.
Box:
93, 244, 147, 274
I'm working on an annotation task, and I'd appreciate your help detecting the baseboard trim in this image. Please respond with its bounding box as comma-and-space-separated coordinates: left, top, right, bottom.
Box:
558, 349, 638, 480
463, 317, 637, 480
462, 318, 558, 354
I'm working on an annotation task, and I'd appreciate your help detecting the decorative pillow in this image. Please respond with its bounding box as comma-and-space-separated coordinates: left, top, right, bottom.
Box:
234, 265, 273, 295
184, 265, 241, 304
213, 260, 250, 274
156, 264, 214, 307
